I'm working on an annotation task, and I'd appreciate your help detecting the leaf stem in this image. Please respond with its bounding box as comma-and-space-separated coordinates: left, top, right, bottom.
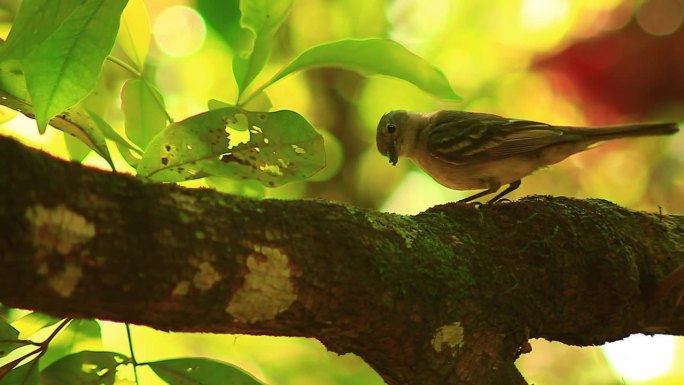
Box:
0, 319, 71, 381
107, 56, 143, 78
126, 323, 140, 385
107, 56, 174, 124
39, 318, 71, 349
237, 69, 283, 107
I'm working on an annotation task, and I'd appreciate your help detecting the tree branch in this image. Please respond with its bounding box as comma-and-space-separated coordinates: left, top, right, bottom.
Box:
0, 135, 682, 385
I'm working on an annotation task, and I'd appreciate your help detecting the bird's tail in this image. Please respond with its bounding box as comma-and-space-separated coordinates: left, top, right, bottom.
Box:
570, 122, 680, 140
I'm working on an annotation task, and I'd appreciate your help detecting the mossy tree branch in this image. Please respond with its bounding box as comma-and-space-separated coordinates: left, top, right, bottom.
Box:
0, 135, 682, 385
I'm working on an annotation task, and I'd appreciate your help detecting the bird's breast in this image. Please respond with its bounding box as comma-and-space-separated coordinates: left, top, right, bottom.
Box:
410, 153, 545, 191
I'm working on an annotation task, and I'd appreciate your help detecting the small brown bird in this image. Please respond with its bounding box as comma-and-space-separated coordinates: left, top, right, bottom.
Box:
376, 110, 679, 203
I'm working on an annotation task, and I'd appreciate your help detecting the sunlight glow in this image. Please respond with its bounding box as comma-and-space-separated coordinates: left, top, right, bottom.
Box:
388, 0, 450, 52
519, 0, 570, 30
602, 334, 676, 381
153, 6, 206, 58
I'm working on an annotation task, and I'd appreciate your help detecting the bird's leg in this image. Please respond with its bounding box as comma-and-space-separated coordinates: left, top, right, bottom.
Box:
486, 180, 522, 204
458, 179, 502, 203
458, 189, 496, 203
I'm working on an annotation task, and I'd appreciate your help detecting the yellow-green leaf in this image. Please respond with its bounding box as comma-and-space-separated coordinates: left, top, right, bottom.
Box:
117, 0, 150, 71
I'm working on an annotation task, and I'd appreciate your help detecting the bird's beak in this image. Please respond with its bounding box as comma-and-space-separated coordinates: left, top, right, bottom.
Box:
388, 144, 398, 166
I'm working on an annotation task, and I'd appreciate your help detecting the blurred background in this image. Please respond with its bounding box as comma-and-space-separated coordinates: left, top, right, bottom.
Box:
1, 0, 683, 384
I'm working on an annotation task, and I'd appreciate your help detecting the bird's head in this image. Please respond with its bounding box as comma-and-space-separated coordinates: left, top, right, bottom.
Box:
376, 110, 413, 166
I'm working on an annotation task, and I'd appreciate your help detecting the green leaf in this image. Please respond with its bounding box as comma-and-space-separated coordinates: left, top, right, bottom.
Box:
88, 109, 143, 167
196, 0, 251, 53
255, 38, 461, 101
117, 0, 150, 71
0, 319, 27, 357
0, 66, 115, 169
233, 0, 293, 98
40, 320, 102, 369
0, 0, 82, 60
0, 317, 19, 340
137, 107, 325, 186
40, 351, 128, 385
63, 131, 92, 162
121, 78, 168, 149
51, 105, 116, 170
0, 361, 39, 385
0, 60, 29, 100
147, 357, 265, 385
207, 99, 234, 110
21, 0, 128, 132
10, 312, 59, 339
209, 93, 272, 111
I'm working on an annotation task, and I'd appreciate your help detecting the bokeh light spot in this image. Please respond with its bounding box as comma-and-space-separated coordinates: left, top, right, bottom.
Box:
637, 0, 684, 36
602, 334, 676, 381
519, 0, 570, 31
153, 6, 206, 57
388, 0, 450, 52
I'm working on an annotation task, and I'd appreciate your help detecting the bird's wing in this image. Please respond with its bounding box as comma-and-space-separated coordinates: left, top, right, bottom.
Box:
426, 111, 575, 164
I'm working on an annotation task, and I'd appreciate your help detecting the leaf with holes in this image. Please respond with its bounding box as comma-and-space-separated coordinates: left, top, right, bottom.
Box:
40, 351, 128, 385
117, 0, 150, 71
148, 357, 265, 385
137, 107, 325, 186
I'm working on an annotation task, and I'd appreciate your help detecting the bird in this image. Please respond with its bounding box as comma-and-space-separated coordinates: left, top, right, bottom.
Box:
376, 110, 679, 203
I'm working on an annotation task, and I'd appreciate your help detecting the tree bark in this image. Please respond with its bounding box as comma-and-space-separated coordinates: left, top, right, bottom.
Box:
0, 135, 682, 385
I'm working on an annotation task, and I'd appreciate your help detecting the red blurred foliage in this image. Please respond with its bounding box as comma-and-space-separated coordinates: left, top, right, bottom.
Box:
534, 21, 684, 124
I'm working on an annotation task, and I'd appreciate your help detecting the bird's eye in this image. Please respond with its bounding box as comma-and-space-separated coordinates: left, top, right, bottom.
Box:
387, 124, 396, 134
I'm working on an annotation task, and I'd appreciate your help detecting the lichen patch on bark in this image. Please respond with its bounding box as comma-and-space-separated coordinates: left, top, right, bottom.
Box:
25, 204, 96, 256
226, 243, 297, 323
193, 261, 221, 290
172, 280, 191, 296
47, 262, 83, 298
190, 250, 222, 291
432, 321, 465, 356
24, 204, 94, 298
